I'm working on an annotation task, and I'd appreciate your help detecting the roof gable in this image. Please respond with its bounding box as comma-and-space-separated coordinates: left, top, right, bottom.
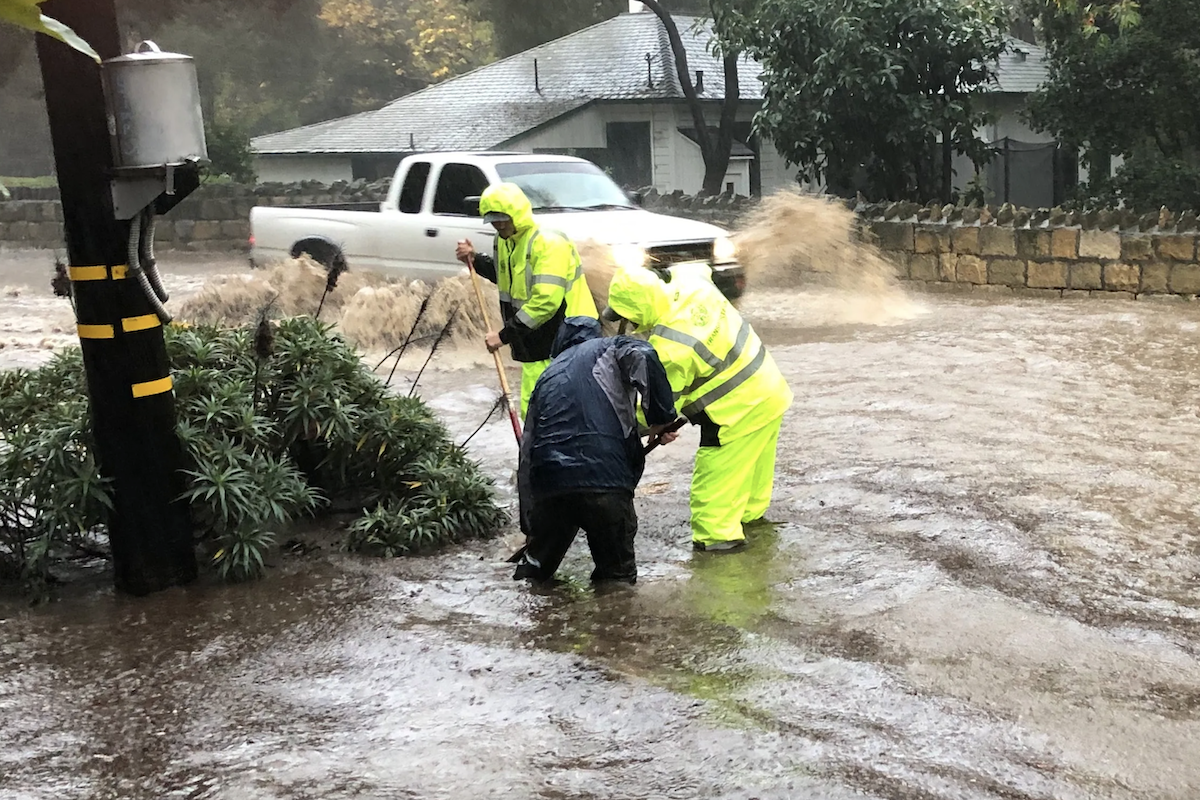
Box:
252, 13, 758, 155
989, 36, 1050, 94
253, 14, 1048, 156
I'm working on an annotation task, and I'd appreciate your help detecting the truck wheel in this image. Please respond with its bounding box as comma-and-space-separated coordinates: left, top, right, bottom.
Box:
290, 238, 348, 274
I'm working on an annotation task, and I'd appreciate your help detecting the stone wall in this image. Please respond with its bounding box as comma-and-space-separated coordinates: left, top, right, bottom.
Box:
636, 187, 750, 228
860, 203, 1200, 299
0, 181, 743, 252
0, 180, 391, 252
6, 183, 1199, 301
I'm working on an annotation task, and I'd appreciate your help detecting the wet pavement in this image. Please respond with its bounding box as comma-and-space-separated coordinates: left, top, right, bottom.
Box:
2, 252, 1200, 798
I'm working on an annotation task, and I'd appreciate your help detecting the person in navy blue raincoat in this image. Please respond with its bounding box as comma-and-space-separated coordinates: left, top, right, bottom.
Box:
513, 316, 679, 584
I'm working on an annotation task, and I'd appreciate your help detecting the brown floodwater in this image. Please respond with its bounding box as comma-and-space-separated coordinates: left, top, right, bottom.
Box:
2, 242, 1200, 799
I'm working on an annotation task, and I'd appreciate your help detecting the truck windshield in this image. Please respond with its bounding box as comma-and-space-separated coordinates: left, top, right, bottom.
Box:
494, 161, 636, 212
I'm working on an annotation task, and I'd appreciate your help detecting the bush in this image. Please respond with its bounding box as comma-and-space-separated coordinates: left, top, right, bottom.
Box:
1110, 153, 1200, 212
1066, 150, 1200, 213
0, 350, 110, 594
0, 317, 507, 593
204, 120, 257, 184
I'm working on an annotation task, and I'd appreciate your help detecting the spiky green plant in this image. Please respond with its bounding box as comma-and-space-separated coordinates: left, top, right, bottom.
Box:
0, 315, 507, 595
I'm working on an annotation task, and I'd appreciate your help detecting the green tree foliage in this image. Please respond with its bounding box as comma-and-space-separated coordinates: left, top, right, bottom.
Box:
0, 317, 506, 595
137, 1, 326, 135
204, 120, 256, 183
314, 0, 494, 118
0, 0, 495, 177
1025, 0, 1200, 210
724, 0, 1010, 202
466, 0, 624, 57
122, 0, 493, 135
467, 0, 713, 57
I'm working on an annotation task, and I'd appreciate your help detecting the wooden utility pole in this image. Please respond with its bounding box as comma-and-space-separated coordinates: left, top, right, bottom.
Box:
36, 0, 196, 595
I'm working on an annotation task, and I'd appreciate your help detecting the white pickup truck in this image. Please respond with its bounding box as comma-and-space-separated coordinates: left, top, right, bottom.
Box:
249, 152, 745, 300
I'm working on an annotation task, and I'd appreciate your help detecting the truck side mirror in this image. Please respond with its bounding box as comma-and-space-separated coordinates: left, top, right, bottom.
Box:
630, 191, 644, 206
464, 195, 482, 217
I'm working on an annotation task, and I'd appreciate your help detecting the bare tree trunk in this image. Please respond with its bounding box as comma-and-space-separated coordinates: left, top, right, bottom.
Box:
702, 52, 740, 196
639, 0, 741, 196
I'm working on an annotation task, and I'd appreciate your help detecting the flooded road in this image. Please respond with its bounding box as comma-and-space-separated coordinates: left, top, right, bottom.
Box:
2, 250, 1200, 799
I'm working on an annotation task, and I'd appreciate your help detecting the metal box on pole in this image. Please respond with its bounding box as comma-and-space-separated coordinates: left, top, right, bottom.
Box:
101, 41, 207, 219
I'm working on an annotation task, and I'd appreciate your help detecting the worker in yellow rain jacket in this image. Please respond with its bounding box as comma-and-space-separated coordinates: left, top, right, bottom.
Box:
455, 183, 598, 415
604, 265, 792, 552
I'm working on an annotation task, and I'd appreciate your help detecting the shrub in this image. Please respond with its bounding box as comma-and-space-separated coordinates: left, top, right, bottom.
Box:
203, 120, 257, 184
0, 317, 507, 593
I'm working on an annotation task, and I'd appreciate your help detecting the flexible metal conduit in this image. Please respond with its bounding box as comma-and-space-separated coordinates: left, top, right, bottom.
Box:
128, 209, 172, 324
140, 210, 170, 303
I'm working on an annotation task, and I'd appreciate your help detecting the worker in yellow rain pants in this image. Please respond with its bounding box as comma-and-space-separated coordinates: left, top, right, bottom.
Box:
455, 183, 598, 415
604, 265, 792, 551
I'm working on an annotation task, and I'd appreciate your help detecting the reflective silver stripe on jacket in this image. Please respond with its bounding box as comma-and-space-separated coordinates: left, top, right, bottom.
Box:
531, 274, 570, 289
653, 318, 752, 376
523, 230, 542, 296
498, 292, 527, 311
681, 344, 767, 418
524, 229, 582, 295
652, 325, 723, 369
679, 319, 753, 399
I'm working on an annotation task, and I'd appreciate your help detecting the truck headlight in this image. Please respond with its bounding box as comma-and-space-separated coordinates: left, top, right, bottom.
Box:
713, 236, 737, 264
610, 244, 647, 271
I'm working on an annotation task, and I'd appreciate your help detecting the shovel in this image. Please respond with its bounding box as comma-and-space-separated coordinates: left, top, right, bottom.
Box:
466, 252, 522, 445
506, 416, 688, 563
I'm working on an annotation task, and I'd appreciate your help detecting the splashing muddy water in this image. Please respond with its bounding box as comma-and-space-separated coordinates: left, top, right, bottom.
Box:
176, 256, 498, 353
735, 192, 925, 328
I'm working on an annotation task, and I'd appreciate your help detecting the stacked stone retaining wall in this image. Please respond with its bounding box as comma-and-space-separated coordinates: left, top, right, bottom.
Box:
862, 206, 1200, 300
5, 183, 1199, 300
0, 180, 392, 252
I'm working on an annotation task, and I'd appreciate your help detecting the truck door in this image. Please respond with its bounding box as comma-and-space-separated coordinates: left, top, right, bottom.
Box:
419, 162, 495, 278
374, 159, 436, 276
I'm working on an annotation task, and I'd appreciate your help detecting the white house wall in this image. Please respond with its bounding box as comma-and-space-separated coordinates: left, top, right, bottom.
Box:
757, 139, 797, 195
508, 101, 799, 195
508, 106, 607, 150
674, 130, 751, 196
982, 95, 1055, 144
256, 156, 353, 184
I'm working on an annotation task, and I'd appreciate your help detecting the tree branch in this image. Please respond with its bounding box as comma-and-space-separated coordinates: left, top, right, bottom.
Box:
711, 51, 740, 192
639, 0, 712, 159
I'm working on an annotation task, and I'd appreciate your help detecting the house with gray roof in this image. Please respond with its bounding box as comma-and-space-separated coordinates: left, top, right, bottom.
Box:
252, 6, 1054, 202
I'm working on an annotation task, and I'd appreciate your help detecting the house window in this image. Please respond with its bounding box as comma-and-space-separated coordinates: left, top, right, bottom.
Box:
605, 122, 653, 188
398, 161, 431, 214
432, 163, 490, 216
726, 181, 735, 195
351, 155, 401, 182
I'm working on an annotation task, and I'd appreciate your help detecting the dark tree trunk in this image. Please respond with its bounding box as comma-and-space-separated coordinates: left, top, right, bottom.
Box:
639, 0, 742, 196
700, 52, 740, 196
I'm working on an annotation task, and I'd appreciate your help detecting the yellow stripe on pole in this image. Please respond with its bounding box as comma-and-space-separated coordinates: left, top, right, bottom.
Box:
122, 314, 160, 333
131, 376, 173, 398
77, 323, 115, 339
69, 266, 108, 281
68, 264, 128, 281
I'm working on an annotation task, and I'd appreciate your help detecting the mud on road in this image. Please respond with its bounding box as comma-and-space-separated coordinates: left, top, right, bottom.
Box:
1, 246, 1200, 799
